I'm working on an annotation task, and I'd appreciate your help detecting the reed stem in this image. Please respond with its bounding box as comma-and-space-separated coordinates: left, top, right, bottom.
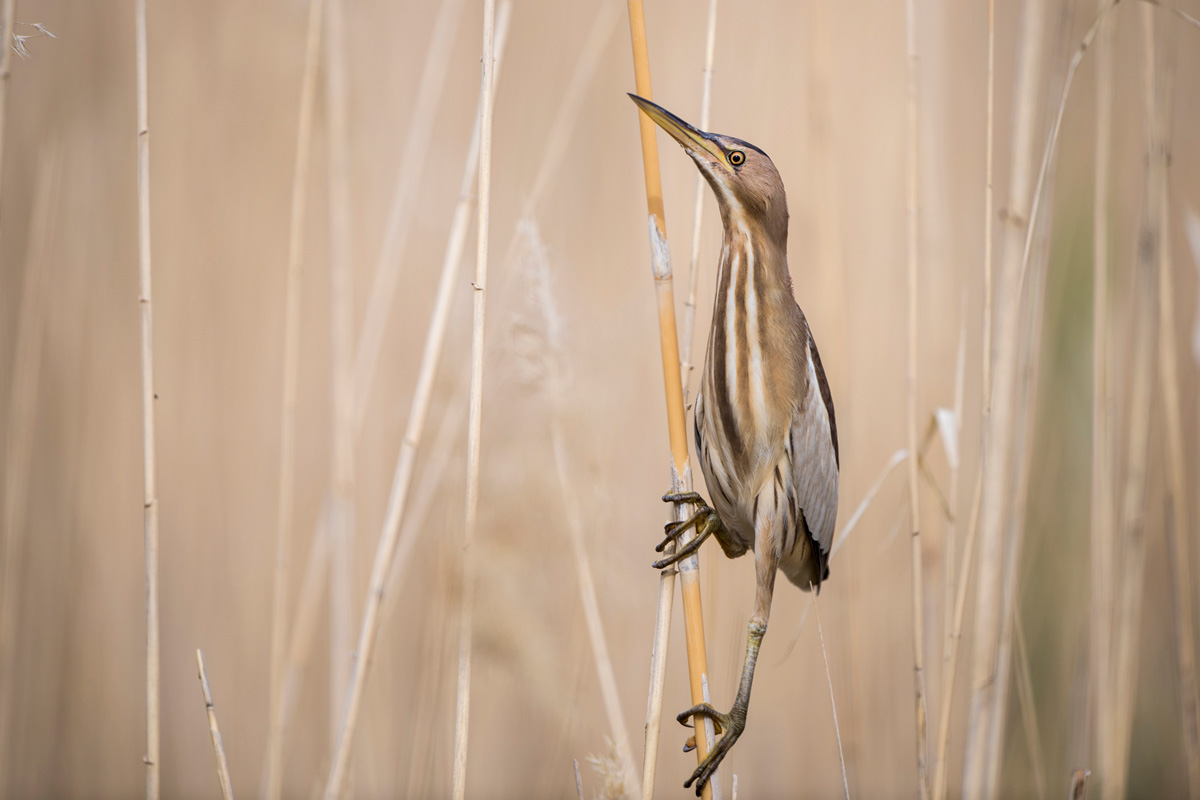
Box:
903, 1, 929, 796
451, 2, 498, 797
626, 2, 719, 797
196, 651, 235, 800
263, 0, 323, 795
134, 2, 160, 795
319, 7, 512, 798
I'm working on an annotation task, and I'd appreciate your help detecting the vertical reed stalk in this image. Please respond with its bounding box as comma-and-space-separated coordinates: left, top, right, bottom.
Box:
196, 651, 235, 800
626, 2, 720, 797
0, 0, 15, 218
903, 2, 929, 797
320, 7, 512, 798
1106, 11, 1164, 792
933, 470, 983, 800
972, 6, 1114, 796
1141, 8, 1200, 794
681, 0, 719, 650
323, 0, 356, 747
679, 0, 718, 403
450, 3, 498, 797
264, 1, 324, 795
518, 216, 639, 794
272, 0, 473, 751
352, 0, 467, 424
963, 2, 1045, 795
1090, 2, 1114, 796
134, 2, 160, 796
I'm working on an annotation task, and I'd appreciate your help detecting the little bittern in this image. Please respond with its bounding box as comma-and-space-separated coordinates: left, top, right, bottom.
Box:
630, 94, 840, 794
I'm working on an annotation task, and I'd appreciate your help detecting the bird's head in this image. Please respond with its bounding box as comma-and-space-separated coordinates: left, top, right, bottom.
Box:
629, 94, 787, 239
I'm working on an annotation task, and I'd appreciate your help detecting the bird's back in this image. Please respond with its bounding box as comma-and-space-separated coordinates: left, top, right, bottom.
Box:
694, 300, 838, 591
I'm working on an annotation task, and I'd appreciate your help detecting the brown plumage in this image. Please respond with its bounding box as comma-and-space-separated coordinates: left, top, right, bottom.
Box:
630, 94, 840, 794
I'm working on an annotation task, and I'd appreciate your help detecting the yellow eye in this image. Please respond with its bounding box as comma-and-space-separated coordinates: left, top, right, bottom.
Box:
728, 150, 745, 166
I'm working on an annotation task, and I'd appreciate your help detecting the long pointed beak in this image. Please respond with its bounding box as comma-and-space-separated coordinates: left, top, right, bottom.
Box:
628, 93, 728, 170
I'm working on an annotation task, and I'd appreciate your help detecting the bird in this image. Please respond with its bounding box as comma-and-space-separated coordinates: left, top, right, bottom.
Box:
629, 94, 840, 795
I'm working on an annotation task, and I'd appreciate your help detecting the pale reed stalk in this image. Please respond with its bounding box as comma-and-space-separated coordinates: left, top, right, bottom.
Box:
679, 0, 719, 403
1141, 8, 1200, 794
323, 0, 356, 747
1090, 2, 1114, 796
264, 1, 324, 795
932, 470, 982, 800
352, 0, 467, 425
196, 651, 235, 800
0, 0, 15, 219
1106, 16, 1165, 791
450, 3, 498, 797
134, 2, 160, 796
903, 1, 928, 796
962, 1, 1045, 795
1013, 613, 1045, 800
971, 6, 1116, 796
320, 7, 511, 798
513, 217, 638, 794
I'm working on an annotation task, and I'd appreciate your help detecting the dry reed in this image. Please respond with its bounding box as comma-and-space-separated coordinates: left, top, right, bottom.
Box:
1141, 8, 1200, 794
962, 0, 1045, 794
264, 1, 324, 795
518, 216, 639, 793
196, 650, 235, 800
1013, 612, 1046, 800
625, 2, 720, 797
134, 2, 160, 796
1090, 1, 1114, 796
451, 2, 499, 797
1070, 769, 1091, 800
352, 0, 467, 425
323, 0, 357, 747
679, 0, 719, 404
812, 589, 850, 800
903, 1, 929, 796
0, 0, 14, 214
320, 6, 512, 797
1104, 9, 1163, 792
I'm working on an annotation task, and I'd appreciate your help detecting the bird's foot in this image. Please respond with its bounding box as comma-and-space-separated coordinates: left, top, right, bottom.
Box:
653, 500, 722, 569
677, 702, 746, 795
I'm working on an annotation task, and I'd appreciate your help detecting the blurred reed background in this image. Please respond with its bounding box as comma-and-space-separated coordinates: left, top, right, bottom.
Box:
1, 0, 1198, 798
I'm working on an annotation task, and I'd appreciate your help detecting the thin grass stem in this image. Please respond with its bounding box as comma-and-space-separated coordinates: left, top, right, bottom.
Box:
352, 0, 468, 425
319, 7, 512, 798
134, 3, 160, 796
264, 1, 324, 794
679, 0, 719, 404
196, 651, 235, 800
450, 4, 498, 797
812, 587, 850, 800
903, 1, 929, 796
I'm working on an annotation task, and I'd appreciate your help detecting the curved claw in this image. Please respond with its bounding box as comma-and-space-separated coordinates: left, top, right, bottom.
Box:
677, 703, 742, 795
662, 491, 705, 505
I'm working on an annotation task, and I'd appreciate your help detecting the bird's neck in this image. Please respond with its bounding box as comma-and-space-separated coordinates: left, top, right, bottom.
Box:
704, 217, 804, 462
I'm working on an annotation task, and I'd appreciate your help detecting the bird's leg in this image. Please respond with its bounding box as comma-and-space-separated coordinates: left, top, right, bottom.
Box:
675, 511, 779, 795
